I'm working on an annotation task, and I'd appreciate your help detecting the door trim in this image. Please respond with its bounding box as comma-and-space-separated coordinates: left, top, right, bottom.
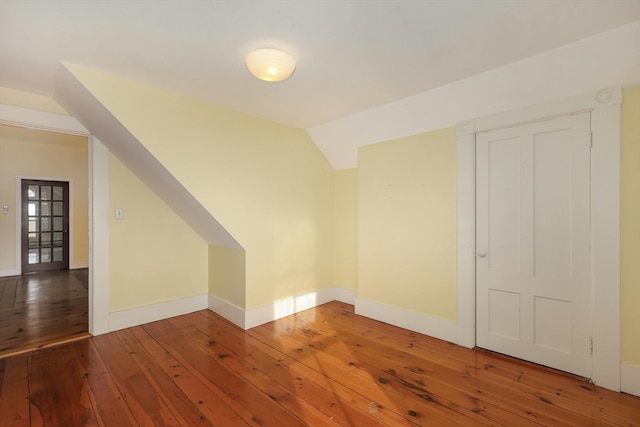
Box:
456, 86, 622, 391
0, 103, 110, 336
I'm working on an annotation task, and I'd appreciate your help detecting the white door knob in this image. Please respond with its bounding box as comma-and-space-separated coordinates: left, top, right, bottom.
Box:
477, 250, 487, 257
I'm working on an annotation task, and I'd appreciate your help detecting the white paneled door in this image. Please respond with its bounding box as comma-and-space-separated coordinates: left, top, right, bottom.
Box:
476, 112, 592, 377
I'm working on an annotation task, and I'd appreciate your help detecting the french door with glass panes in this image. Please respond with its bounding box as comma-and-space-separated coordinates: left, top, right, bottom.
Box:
21, 180, 70, 273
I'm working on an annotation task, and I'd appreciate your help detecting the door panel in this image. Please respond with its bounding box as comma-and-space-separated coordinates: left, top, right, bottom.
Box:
476, 113, 592, 377
487, 136, 522, 276
22, 180, 70, 273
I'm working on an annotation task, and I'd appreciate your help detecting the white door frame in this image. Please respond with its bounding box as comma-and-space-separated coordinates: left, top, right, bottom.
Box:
0, 103, 110, 335
456, 86, 622, 391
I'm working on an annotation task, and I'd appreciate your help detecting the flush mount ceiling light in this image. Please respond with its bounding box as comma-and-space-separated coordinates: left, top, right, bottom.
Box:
245, 48, 296, 82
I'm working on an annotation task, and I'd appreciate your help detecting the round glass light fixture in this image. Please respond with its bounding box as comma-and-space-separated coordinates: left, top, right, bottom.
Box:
245, 48, 296, 82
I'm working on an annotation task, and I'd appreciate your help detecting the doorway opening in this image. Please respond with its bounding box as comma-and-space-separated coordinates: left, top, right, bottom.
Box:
0, 123, 90, 356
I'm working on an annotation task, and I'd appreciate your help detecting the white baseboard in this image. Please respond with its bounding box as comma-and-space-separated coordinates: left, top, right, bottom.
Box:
209, 288, 458, 344
355, 297, 459, 344
621, 362, 640, 397
331, 287, 357, 305
109, 293, 208, 332
208, 294, 246, 329
208, 287, 359, 330
245, 286, 339, 329
70, 263, 89, 270
0, 269, 20, 278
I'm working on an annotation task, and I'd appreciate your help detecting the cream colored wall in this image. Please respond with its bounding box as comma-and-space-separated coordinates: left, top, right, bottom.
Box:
358, 127, 458, 320
66, 64, 335, 310
0, 87, 68, 115
0, 124, 88, 272
109, 154, 208, 311
621, 85, 640, 365
208, 245, 246, 308
334, 168, 358, 290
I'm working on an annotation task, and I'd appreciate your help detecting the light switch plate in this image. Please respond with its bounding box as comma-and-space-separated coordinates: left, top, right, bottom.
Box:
115, 208, 124, 219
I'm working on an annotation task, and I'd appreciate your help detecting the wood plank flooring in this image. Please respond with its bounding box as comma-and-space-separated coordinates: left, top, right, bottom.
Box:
0, 301, 638, 426
0, 270, 89, 358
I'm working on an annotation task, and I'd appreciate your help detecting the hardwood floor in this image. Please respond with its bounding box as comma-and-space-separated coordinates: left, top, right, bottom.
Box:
0, 301, 638, 426
0, 269, 89, 358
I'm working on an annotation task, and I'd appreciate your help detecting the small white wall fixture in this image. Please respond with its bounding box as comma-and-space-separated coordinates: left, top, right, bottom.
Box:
0, 104, 110, 336
456, 86, 622, 391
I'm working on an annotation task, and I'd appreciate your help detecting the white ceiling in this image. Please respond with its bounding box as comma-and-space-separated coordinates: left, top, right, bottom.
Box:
1, 0, 639, 131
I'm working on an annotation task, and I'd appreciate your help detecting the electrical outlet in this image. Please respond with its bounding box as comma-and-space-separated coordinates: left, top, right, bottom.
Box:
2, 204, 8, 215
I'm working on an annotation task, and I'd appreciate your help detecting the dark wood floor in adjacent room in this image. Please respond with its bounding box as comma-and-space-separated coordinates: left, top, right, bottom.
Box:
0, 269, 89, 358
1, 301, 638, 426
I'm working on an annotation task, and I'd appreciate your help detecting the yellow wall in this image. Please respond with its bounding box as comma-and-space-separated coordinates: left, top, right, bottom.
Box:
109, 154, 208, 311
334, 168, 358, 290
358, 127, 458, 320
0, 124, 88, 272
0, 87, 68, 115
621, 85, 640, 365
65, 64, 335, 310
208, 245, 246, 308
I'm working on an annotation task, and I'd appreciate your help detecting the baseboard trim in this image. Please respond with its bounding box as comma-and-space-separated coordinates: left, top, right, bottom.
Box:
245, 287, 340, 329
70, 263, 89, 270
0, 269, 20, 278
208, 287, 359, 330
208, 294, 246, 329
331, 287, 357, 305
621, 362, 640, 397
354, 297, 459, 344
109, 293, 208, 332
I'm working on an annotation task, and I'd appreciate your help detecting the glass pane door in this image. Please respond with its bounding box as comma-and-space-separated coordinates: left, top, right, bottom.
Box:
22, 180, 69, 273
